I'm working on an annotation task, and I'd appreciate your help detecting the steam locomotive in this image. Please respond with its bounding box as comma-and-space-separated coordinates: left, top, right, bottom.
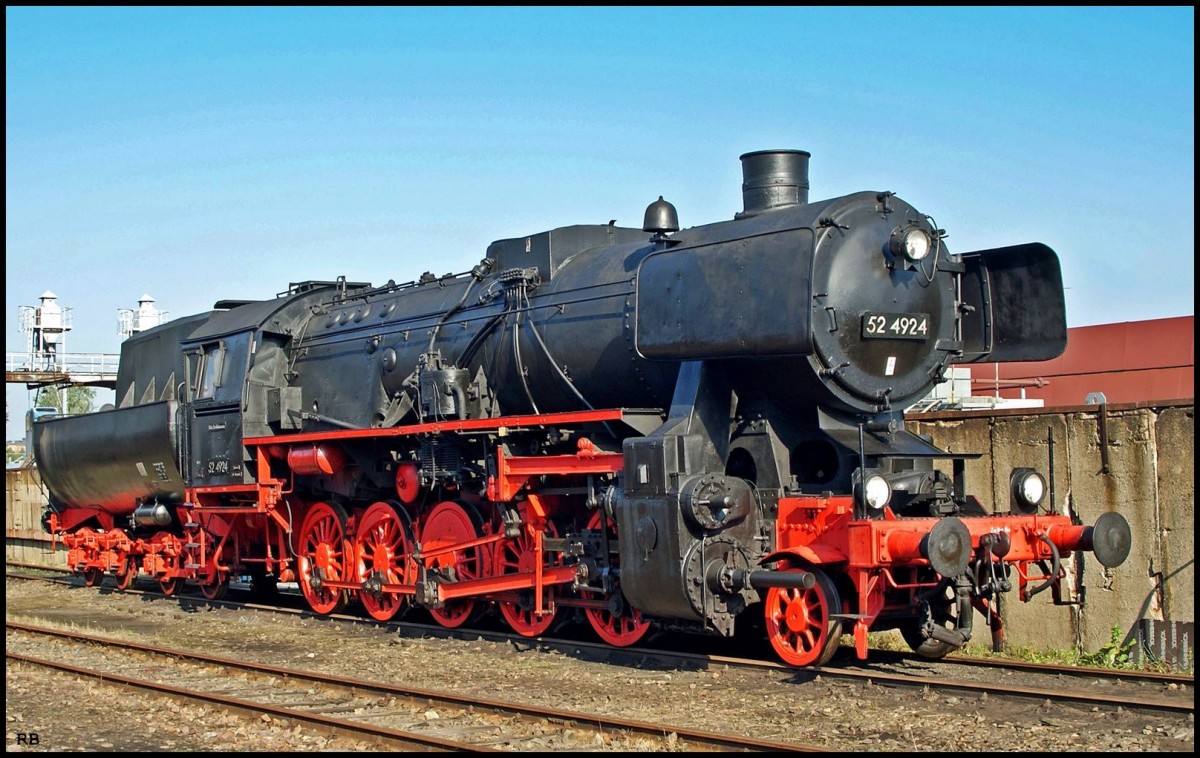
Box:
34, 149, 1132, 667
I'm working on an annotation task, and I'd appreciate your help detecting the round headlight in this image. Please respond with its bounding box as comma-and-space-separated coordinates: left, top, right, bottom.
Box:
1018, 471, 1046, 505
1010, 468, 1047, 513
902, 228, 931, 261
863, 475, 891, 510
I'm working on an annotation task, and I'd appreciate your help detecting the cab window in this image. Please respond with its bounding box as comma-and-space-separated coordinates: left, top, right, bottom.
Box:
194, 343, 225, 400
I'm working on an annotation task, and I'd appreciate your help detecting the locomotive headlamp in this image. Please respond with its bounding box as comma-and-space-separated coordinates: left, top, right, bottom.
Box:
889, 226, 932, 265
1009, 468, 1047, 514
864, 475, 891, 509
852, 468, 893, 515
862, 474, 892, 510
901, 228, 931, 262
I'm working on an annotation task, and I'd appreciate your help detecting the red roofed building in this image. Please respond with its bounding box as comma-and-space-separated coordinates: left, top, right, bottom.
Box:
972, 315, 1194, 408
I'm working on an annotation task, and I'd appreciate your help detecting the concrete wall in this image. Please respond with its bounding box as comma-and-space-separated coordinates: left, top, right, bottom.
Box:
909, 400, 1194, 657
6, 400, 1194, 660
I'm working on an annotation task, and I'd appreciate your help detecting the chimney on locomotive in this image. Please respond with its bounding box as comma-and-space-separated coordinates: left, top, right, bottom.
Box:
735, 149, 810, 219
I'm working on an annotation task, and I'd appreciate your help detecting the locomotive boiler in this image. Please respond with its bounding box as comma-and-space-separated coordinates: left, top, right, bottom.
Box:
34, 149, 1132, 667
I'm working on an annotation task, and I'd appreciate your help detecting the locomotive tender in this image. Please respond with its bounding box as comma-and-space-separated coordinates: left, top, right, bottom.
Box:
35, 149, 1132, 666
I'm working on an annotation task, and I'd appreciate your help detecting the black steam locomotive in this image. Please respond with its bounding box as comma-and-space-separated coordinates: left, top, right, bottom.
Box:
35, 149, 1131, 667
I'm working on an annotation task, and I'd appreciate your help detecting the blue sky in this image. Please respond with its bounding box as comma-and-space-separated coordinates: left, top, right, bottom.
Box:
5, 6, 1194, 440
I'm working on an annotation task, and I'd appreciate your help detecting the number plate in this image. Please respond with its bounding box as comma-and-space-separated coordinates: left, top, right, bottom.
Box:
862, 312, 930, 341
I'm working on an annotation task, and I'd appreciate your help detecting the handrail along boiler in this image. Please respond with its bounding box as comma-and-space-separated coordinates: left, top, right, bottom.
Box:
34, 149, 1132, 666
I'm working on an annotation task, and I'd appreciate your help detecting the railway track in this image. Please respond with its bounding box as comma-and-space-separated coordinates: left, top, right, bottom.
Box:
6, 619, 824, 752
7, 651, 483, 752
7, 563, 1192, 711
7, 564, 1193, 752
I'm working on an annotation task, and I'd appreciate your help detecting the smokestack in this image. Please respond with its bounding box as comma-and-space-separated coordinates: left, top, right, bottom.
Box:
736, 149, 810, 218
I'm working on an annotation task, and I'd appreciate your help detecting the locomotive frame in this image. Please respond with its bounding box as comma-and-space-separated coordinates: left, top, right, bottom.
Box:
35, 149, 1132, 668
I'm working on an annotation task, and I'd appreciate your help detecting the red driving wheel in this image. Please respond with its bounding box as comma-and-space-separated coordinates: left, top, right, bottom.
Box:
355, 500, 414, 622
297, 502, 350, 615
419, 501, 485, 628
584, 510, 651, 647
494, 521, 559, 637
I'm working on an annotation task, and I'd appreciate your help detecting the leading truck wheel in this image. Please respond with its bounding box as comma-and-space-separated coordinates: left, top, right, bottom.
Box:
900, 622, 956, 660
899, 594, 960, 660
764, 567, 844, 667
298, 502, 350, 615
587, 601, 651, 647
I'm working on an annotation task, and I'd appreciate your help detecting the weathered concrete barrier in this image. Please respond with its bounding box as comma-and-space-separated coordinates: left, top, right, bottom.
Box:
908, 399, 1193, 665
